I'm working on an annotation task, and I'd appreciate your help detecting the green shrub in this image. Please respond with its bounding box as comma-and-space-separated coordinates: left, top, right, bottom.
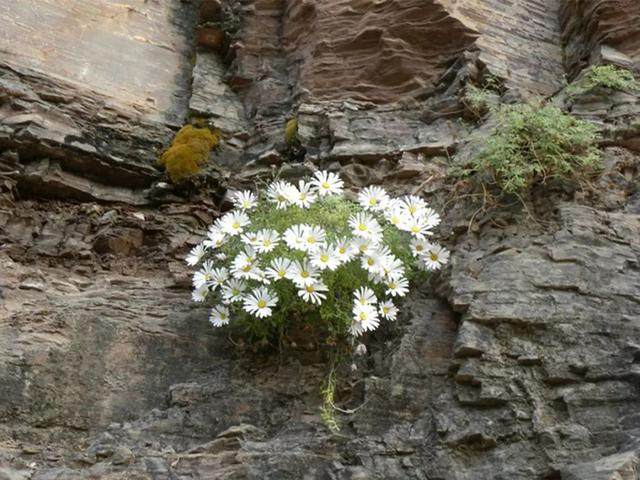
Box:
567, 65, 640, 95
462, 75, 501, 119
464, 103, 601, 194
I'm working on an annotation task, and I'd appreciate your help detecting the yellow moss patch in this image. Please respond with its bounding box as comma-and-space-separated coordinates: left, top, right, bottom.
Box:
158, 125, 220, 183
285, 118, 298, 145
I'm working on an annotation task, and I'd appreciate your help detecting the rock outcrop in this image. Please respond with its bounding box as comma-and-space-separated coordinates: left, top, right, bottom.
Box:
1, 1, 639, 479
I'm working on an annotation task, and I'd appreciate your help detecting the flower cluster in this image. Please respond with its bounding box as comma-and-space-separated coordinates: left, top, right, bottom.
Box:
187, 170, 449, 339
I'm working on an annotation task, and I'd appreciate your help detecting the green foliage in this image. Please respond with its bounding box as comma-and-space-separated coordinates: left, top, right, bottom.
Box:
567, 65, 640, 95
462, 103, 601, 194
158, 125, 220, 183
224, 195, 419, 344
462, 75, 501, 119
320, 369, 340, 432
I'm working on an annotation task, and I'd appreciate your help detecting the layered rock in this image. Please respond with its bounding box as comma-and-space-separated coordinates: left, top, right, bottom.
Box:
561, 0, 640, 78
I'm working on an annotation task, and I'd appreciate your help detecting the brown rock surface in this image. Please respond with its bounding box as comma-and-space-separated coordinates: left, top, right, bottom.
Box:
1, 1, 640, 479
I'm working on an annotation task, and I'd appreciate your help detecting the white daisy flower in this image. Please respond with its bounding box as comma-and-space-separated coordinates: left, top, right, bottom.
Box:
210, 267, 229, 289
255, 229, 280, 253
379, 300, 398, 321
185, 244, 206, 266
335, 237, 357, 263
349, 212, 382, 239
386, 277, 409, 297
354, 286, 377, 307
293, 180, 317, 209
410, 238, 429, 257
203, 227, 227, 250
381, 254, 405, 280
361, 249, 385, 276
400, 215, 434, 239
191, 285, 209, 302
303, 225, 326, 252
384, 205, 404, 229
193, 260, 216, 289
310, 245, 340, 270
352, 236, 379, 256
209, 305, 231, 327
215, 252, 227, 261
241, 232, 260, 247
352, 304, 380, 332
401, 195, 428, 217
288, 260, 319, 287
358, 186, 389, 211
222, 279, 247, 303
283, 224, 308, 251
231, 248, 262, 281
232, 190, 258, 211
243, 287, 278, 318
311, 170, 344, 196
220, 211, 250, 236
265, 257, 292, 281
231, 246, 257, 270
267, 180, 297, 209
420, 243, 450, 271
298, 280, 328, 304
421, 207, 442, 230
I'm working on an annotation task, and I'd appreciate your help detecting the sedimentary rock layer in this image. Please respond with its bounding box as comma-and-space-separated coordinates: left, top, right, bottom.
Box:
283, 0, 478, 103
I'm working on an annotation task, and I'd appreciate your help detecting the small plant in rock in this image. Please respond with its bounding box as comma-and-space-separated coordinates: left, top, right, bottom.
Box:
459, 103, 601, 194
567, 65, 640, 96
157, 124, 220, 183
186, 170, 448, 344
462, 75, 502, 120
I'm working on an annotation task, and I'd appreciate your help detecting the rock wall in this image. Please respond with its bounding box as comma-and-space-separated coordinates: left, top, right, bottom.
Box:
1, 1, 640, 479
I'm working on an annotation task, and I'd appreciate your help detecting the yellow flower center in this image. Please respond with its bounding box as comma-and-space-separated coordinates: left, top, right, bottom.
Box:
322, 182, 330, 189
359, 245, 367, 253
430, 252, 439, 261
389, 282, 397, 289
278, 270, 286, 277
383, 307, 389, 314
411, 226, 420, 233
277, 194, 286, 202
320, 254, 329, 263
359, 312, 367, 321
339, 247, 346, 254
263, 240, 271, 246
301, 271, 309, 278
242, 265, 251, 272
369, 198, 377, 205
307, 236, 315, 244
409, 206, 417, 214
300, 193, 307, 200
358, 223, 367, 231
232, 221, 240, 229
220, 313, 227, 319
305, 285, 315, 293
367, 258, 375, 266
257, 299, 267, 309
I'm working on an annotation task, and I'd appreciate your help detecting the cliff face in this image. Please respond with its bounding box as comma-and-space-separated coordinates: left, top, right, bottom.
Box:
1, 1, 640, 479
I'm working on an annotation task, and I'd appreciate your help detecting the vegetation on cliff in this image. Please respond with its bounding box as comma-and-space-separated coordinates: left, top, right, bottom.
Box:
157, 125, 220, 183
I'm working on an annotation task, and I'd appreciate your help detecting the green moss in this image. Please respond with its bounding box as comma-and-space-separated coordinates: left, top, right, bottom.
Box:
158, 125, 220, 183
567, 65, 640, 96
459, 103, 601, 194
284, 118, 299, 145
